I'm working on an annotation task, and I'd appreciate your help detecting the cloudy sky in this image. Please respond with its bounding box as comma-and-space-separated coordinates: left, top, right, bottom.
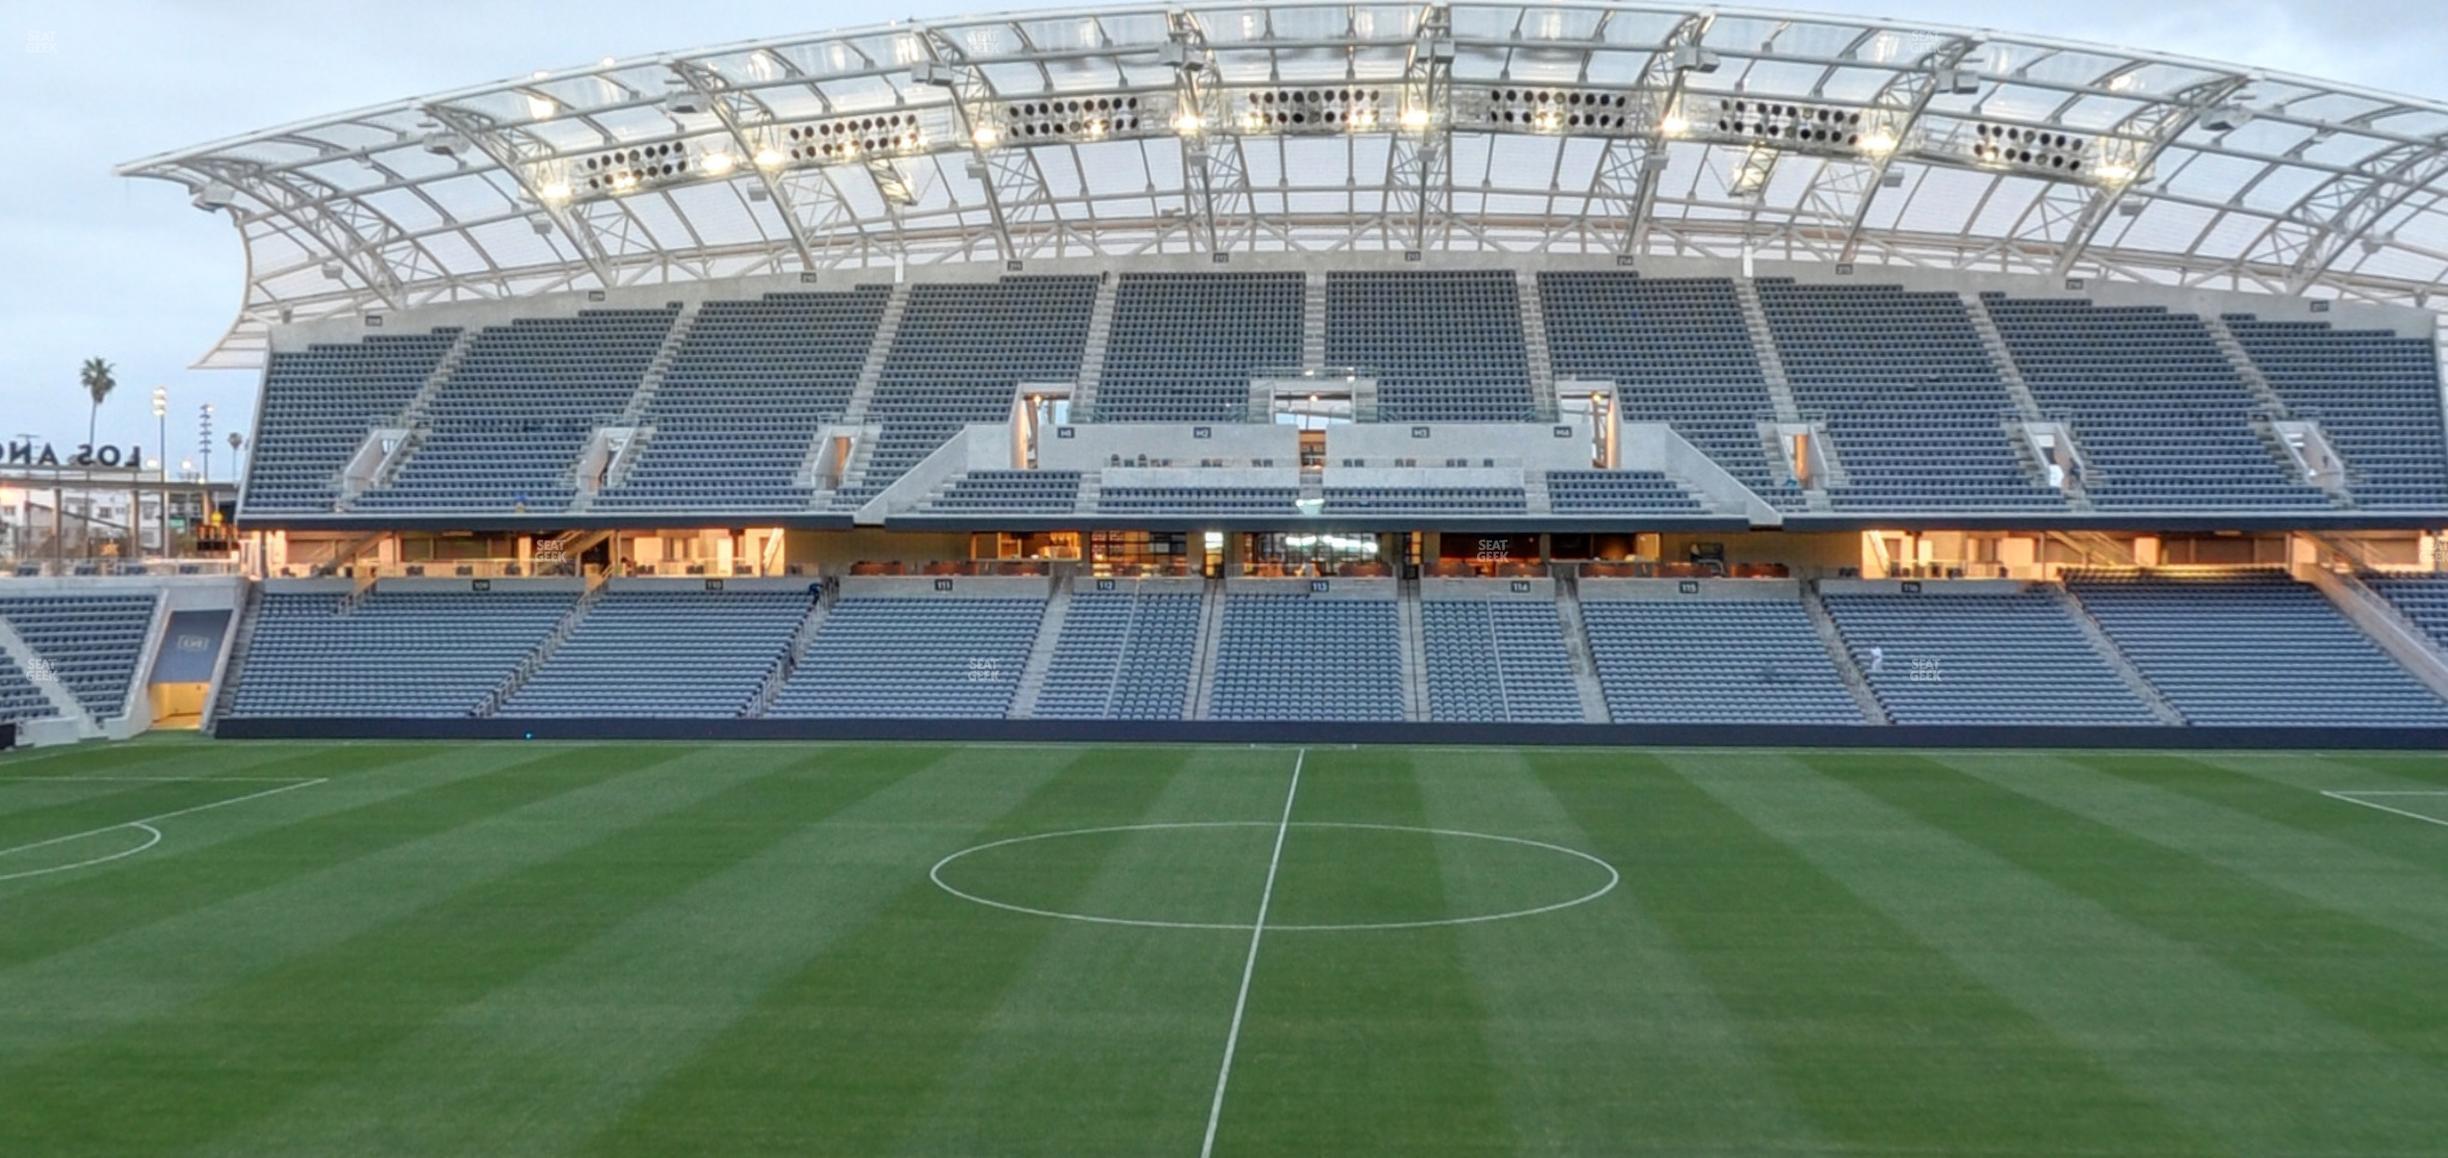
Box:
0, 0, 2430, 472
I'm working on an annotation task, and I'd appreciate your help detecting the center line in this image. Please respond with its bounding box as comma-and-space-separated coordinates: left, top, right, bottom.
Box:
1200, 747, 1304, 1158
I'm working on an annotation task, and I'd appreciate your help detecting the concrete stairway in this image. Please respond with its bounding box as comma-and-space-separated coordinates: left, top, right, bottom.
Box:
1965, 292, 2045, 420
1802, 584, 1889, 724
2057, 584, 2188, 724
844, 283, 911, 424
1396, 578, 1427, 722
1187, 576, 1226, 720
1070, 277, 1120, 421
1009, 573, 1076, 718
1553, 574, 1611, 723
751, 592, 832, 718
1733, 280, 1800, 421
1516, 269, 1559, 422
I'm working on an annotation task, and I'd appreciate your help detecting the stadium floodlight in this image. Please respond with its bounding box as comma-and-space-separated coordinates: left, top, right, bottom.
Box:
2092, 157, 2139, 185
971, 122, 1002, 149
1347, 106, 1379, 133
610, 171, 640, 193
1399, 105, 1433, 133
1859, 125, 1900, 157
1173, 110, 1206, 137
753, 145, 787, 170
1658, 103, 1691, 138
2201, 104, 2255, 133
700, 150, 737, 177
537, 178, 573, 204
525, 94, 557, 120
1670, 45, 1721, 74
1532, 107, 1562, 134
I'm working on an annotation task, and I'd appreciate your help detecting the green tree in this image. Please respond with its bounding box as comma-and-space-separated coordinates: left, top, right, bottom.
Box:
80, 357, 117, 451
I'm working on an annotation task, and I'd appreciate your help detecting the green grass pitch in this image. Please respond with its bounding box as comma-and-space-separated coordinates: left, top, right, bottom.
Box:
1, 736, 2444, 1156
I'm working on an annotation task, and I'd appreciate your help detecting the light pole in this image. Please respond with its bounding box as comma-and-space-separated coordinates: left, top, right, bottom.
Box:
198, 403, 215, 483
152, 388, 168, 556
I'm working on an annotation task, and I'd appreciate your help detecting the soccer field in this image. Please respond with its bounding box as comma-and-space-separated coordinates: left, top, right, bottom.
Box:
1, 738, 2444, 1156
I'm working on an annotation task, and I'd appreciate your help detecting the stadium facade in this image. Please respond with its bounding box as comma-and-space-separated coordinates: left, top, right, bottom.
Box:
19, 2, 2447, 744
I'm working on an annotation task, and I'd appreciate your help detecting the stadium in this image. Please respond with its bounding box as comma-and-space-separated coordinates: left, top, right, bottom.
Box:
5, 2, 2448, 1153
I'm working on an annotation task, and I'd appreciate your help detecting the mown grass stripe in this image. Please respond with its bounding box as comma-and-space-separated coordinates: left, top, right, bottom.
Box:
1413, 751, 1825, 1156
188, 745, 1071, 1158
0, 744, 917, 1155
0, 744, 705, 1070
1808, 752, 2448, 1071
577, 745, 1195, 1157
1543, 750, 2209, 1156
0, 744, 591, 970
2062, 751, 2448, 879
1713, 751, 2440, 1157
1211, 747, 1514, 1156
894, 748, 1294, 1156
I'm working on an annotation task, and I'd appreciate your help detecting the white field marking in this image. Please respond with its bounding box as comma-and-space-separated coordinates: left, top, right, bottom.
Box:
1200, 747, 1301, 1158
929, 821, 1621, 932
2322, 790, 2448, 829
0, 777, 324, 783
0, 778, 327, 883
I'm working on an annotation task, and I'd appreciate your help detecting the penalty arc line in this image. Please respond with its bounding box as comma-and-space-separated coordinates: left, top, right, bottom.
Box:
1200, 746, 1303, 1158
0, 778, 328, 879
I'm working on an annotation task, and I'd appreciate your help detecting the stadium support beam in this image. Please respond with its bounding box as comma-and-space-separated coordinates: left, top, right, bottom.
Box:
1832, 36, 1979, 263
421, 105, 619, 289
187, 161, 410, 311
666, 60, 819, 271
2050, 73, 2253, 279
917, 26, 1056, 264
2275, 138, 2448, 295
1616, 10, 1714, 258
1165, 14, 1254, 256
1385, 5, 1456, 252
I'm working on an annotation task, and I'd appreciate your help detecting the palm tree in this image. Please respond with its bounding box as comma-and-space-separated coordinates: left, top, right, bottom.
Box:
79, 357, 116, 451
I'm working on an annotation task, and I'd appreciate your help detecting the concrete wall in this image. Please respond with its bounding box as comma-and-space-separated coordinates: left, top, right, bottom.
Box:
1040, 422, 1297, 470
1578, 578, 1803, 602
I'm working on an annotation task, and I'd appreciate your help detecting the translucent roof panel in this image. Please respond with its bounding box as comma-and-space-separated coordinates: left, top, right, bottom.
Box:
120, 1, 2448, 367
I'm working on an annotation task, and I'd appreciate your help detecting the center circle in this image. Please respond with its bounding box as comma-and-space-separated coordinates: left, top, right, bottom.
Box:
930, 822, 1620, 931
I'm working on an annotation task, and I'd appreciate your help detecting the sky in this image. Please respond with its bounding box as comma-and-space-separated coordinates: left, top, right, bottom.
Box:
0, 0, 2435, 475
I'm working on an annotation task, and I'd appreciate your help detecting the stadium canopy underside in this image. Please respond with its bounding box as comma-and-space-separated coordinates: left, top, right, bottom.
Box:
121, 2, 2448, 368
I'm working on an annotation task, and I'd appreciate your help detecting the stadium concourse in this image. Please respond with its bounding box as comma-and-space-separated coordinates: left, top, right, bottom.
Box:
11, 0, 2448, 750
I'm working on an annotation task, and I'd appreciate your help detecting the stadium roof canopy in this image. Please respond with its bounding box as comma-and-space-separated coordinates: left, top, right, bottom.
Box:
124, 2, 2448, 367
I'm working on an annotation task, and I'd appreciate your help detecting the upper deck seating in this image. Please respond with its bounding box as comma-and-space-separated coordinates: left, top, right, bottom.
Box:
1093, 273, 1303, 422
1757, 281, 2063, 511
2225, 317, 2448, 510
1327, 270, 1537, 422
244, 330, 461, 515
1538, 272, 1800, 506
356, 308, 677, 513
1984, 296, 2328, 510
836, 277, 1096, 505
595, 288, 888, 512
